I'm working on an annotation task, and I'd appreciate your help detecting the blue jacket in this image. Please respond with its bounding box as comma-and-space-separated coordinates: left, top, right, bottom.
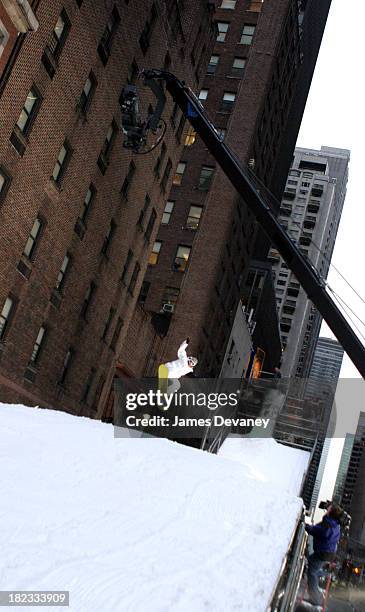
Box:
305, 517, 341, 554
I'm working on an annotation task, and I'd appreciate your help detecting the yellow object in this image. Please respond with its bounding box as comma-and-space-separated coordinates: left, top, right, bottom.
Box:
158, 364, 169, 394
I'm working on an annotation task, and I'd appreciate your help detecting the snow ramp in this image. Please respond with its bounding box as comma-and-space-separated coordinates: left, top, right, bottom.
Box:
1, 403, 309, 612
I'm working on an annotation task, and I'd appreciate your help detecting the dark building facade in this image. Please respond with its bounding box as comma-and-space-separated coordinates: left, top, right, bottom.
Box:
0, 0, 215, 415
340, 413, 365, 536
241, 259, 282, 376
121, 0, 333, 394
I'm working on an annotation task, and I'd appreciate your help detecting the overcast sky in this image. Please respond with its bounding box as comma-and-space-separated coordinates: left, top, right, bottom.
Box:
296, 0, 365, 505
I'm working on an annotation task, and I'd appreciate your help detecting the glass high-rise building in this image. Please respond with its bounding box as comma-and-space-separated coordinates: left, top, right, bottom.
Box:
269, 146, 350, 378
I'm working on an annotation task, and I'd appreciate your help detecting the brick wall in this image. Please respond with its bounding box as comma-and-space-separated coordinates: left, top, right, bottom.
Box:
0, 0, 215, 415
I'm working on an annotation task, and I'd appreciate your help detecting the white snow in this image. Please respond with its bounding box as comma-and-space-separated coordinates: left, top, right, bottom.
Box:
0, 403, 309, 612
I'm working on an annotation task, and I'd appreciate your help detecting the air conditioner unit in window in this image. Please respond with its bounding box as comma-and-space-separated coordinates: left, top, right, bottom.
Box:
162, 303, 175, 313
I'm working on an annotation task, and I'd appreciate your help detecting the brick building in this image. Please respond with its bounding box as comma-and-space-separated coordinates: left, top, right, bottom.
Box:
121, 0, 332, 392
0, 0, 215, 415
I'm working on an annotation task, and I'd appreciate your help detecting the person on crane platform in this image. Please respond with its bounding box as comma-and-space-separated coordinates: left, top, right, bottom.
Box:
158, 338, 198, 397
304, 502, 342, 608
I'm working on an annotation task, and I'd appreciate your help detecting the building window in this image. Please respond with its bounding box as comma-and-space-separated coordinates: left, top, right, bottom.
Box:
184, 126, 197, 147
161, 200, 174, 225
102, 307, 115, 340
174, 245, 191, 272
81, 282, 96, 320
80, 184, 96, 224
240, 25, 255, 45
145, 208, 156, 242
55, 253, 71, 291
52, 140, 72, 185
121, 161, 136, 197
139, 3, 157, 54
216, 128, 226, 140
30, 325, 46, 364
231, 58, 246, 77
217, 22, 229, 42
198, 166, 214, 190
41, 9, 70, 77
14, 86, 41, 138
173, 162, 186, 186
149, 241, 162, 265
138, 281, 150, 306
121, 249, 133, 283
81, 367, 96, 403
154, 142, 167, 176
50, 9, 70, 58
128, 262, 140, 295
110, 317, 123, 350
207, 55, 219, 75
198, 89, 209, 102
23, 217, 43, 260
0, 296, 15, 340
186, 205, 203, 230
59, 347, 74, 385
101, 219, 116, 256
220, 92, 236, 112
79, 72, 97, 113
97, 120, 118, 174
162, 286, 180, 308
221, 0, 236, 8
248, 0, 264, 12
97, 6, 121, 66
137, 194, 150, 229
160, 158, 172, 191
0, 166, 11, 203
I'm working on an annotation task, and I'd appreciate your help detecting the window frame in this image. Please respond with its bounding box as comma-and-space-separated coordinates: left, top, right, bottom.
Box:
220, 91, 236, 113
0, 295, 16, 341
23, 216, 44, 261
52, 140, 72, 186
149, 241, 162, 266
14, 85, 42, 138
198, 165, 214, 191
128, 262, 141, 295
207, 54, 219, 75
97, 6, 121, 65
55, 252, 71, 292
240, 24, 256, 45
30, 325, 47, 364
172, 161, 186, 186
231, 57, 246, 77
0, 165, 12, 203
217, 22, 229, 42
174, 245, 192, 272
220, 0, 237, 8
79, 71, 97, 113
161, 200, 174, 225
186, 205, 203, 230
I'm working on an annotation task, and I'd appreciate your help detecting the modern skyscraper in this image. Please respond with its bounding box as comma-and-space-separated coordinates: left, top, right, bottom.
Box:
306, 336, 345, 399
270, 147, 350, 377
302, 337, 344, 509
340, 413, 365, 526
333, 433, 355, 504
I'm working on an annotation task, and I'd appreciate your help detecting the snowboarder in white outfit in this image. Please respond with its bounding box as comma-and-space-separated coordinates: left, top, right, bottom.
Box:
158, 338, 198, 396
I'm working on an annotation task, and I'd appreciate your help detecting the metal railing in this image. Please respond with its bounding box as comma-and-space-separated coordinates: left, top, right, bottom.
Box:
269, 509, 308, 611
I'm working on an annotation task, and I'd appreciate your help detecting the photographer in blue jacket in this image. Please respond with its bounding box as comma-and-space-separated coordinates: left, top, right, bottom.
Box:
304, 502, 342, 607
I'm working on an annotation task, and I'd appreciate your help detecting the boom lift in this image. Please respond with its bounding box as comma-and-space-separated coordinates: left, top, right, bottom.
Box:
120, 69, 365, 379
